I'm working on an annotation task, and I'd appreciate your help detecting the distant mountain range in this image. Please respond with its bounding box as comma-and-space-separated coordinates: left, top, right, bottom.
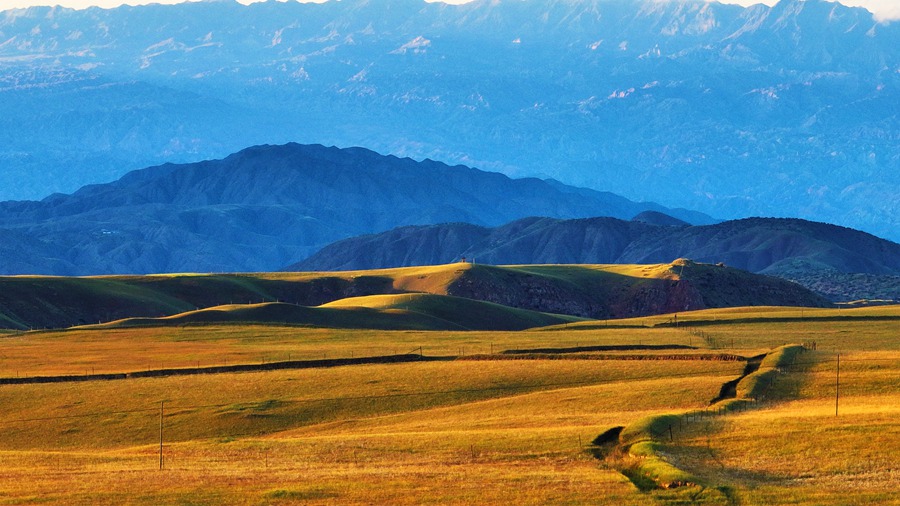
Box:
0, 143, 710, 275
1, 0, 898, 241
2, 141, 896, 303
291, 215, 900, 302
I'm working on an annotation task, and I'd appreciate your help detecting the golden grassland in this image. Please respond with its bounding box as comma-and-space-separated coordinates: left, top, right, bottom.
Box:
510, 262, 679, 280
4, 304, 897, 377
653, 350, 900, 505
94, 263, 476, 297
0, 360, 743, 449
0, 358, 739, 505
566, 304, 900, 351
0, 305, 897, 504
0, 445, 643, 506
0, 324, 752, 377
602, 303, 900, 326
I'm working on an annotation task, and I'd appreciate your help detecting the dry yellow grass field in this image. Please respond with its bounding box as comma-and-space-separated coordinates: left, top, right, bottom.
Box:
0, 324, 758, 377
0, 357, 742, 504
0, 305, 897, 504
653, 351, 900, 505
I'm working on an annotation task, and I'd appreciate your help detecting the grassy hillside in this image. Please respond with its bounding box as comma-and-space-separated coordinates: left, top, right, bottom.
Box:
88, 295, 584, 332
0, 261, 829, 331
321, 293, 585, 330
91, 302, 453, 331
611, 348, 900, 504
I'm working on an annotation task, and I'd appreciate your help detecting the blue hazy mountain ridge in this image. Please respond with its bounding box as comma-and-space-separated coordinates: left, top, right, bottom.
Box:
288, 215, 900, 301
0, 143, 712, 275
0, 0, 897, 240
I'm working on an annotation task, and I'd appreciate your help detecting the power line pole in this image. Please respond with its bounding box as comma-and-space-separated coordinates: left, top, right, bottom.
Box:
159, 401, 165, 470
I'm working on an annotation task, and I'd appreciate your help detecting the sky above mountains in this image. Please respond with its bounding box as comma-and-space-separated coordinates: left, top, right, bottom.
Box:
2, 0, 900, 21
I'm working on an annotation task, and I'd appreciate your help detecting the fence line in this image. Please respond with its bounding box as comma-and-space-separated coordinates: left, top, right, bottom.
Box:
0, 362, 754, 427
9, 351, 889, 430
0, 342, 892, 388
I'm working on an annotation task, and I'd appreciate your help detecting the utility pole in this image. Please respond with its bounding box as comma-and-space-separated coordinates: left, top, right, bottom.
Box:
159, 401, 165, 470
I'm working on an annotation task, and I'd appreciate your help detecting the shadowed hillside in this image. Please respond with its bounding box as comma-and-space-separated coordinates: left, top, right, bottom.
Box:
88, 295, 585, 332
444, 261, 830, 319
0, 262, 830, 331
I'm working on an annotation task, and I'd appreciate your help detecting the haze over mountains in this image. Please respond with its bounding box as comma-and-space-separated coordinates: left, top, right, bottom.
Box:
1, 0, 898, 241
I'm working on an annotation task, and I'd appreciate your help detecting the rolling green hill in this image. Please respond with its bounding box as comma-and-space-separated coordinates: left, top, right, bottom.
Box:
86, 296, 584, 332
0, 261, 829, 331
322, 294, 586, 331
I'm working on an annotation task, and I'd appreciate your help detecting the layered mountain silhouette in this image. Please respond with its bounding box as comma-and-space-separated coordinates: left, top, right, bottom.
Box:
0, 0, 897, 240
0, 143, 709, 275
290, 215, 900, 302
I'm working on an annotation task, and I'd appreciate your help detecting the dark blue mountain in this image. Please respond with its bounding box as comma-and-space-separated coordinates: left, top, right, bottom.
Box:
0, 142, 711, 274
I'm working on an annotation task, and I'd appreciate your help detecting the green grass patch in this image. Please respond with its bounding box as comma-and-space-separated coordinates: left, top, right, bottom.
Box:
737, 345, 805, 400
627, 442, 699, 489
759, 344, 805, 369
